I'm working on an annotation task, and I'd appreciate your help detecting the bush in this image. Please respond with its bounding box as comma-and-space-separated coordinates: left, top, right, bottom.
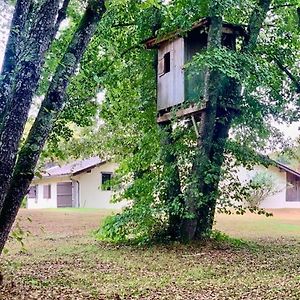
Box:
245, 172, 279, 207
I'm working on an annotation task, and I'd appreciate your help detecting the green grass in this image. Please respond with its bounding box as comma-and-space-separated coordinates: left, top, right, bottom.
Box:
1, 209, 300, 299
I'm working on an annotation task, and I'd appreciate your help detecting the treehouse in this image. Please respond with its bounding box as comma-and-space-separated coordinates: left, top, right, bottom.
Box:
145, 18, 245, 123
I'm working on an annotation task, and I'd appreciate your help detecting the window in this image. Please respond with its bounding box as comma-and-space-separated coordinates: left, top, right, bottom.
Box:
101, 173, 112, 191
43, 184, 51, 199
163, 52, 171, 74
286, 173, 300, 202
28, 185, 37, 198
158, 51, 171, 77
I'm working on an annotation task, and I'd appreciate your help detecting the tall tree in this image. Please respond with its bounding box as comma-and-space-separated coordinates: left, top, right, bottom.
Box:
0, 0, 106, 254
97, 0, 300, 243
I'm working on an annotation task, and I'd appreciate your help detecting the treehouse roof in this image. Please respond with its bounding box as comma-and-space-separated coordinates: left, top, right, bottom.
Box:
144, 17, 246, 49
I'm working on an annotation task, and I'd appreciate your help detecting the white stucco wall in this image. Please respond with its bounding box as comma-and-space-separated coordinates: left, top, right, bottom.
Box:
27, 176, 71, 209
237, 165, 300, 209
73, 162, 127, 209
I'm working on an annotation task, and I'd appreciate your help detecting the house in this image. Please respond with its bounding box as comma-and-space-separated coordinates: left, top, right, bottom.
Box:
237, 161, 300, 209
27, 156, 300, 210
27, 157, 126, 210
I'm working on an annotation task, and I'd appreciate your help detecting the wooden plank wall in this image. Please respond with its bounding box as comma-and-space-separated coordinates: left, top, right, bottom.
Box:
157, 38, 185, 111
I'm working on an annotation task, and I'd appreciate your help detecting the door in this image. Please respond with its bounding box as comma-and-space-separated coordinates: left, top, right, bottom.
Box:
286, 173, 300, 202
57, 182, 73, 207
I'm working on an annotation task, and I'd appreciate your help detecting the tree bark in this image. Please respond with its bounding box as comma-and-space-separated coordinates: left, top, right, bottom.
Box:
51, 0, 71, 40
0, 0, 106, 255
180, 16, 223, 242
195, 79, 241, 237
0, 0, 33, 118
194, 0, 272, 238
0, 0, 60, 213
159, 122, 183, 240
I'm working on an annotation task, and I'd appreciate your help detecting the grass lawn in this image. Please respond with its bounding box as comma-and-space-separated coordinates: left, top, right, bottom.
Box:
1, 208, 300, 299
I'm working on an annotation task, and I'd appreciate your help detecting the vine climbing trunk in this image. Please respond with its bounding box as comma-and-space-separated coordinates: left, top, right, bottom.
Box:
194, 0, 273, 239
159, 122, 183, 240
195, 78, 241, 237
0, 0, 106, 255
180, 0, 272, 241
180, 15, 223, 242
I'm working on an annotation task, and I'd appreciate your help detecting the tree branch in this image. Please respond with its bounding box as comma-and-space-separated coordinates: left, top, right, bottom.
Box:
242, 0, 272, 53
52, 0, 71, 39
273, 57, 300, 93
270, 4, 297, 10
112, 22, 136, 28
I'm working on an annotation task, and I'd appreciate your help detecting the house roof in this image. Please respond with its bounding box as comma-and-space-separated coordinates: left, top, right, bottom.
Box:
39, 156, 300, 181
275, 161, 300, 178
42, 157, 105, 178
144, 18, 246, 49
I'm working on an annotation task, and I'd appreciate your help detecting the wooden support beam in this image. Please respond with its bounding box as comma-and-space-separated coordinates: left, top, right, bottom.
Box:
157, 103, 206, 123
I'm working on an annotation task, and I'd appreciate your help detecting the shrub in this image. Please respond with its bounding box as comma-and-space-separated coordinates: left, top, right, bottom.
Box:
245, 172, 279, 207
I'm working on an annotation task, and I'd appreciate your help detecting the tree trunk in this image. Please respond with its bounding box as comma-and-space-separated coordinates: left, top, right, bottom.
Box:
181, 0, 272, 241
0, 0, 33, 119
0, 0, 60, 213
180, 16, 223, 242
194, 0, 272, 238
159, 122, 183, 240
0, 0, 106, 255
195, 78, 241, 237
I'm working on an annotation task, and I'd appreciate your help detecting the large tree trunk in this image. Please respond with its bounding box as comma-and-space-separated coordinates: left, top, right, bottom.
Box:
0, 0, 60, 212
180, 0, 272, 241
194, 0, 272, 239
0, 0, 106, 255
180, 15, 223, 242
195, 79, 241, 237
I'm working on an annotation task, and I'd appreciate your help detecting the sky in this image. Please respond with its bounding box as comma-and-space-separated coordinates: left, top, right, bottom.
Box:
0, 1, 299, 141
0, 1, 13, 70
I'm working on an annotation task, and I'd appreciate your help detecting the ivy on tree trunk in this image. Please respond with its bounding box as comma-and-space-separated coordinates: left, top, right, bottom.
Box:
180, 15, 224, 242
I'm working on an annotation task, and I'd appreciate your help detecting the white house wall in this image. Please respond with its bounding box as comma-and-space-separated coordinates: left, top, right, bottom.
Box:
27, 176, 71, 209
237, 165, 300, 209
73, 162, 127, 209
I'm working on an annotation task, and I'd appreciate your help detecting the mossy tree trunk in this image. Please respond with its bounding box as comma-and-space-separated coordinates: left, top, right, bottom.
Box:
179, 0, 272, 242
194, 0, 273, 240
180, 15, 223, 242
0, 0, 106, 255
0, 0, 33, 119
0, 0, 61, 212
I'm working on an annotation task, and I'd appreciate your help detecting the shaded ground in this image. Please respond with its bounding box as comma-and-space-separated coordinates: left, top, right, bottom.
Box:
1, 209, 300, 299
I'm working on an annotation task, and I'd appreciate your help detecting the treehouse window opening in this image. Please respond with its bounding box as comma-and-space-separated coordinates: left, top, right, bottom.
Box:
163, 52, 170, 74
101, 172, 112, 191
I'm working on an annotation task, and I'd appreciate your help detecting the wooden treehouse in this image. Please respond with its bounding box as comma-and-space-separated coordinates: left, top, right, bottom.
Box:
145, 18, 245, 123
